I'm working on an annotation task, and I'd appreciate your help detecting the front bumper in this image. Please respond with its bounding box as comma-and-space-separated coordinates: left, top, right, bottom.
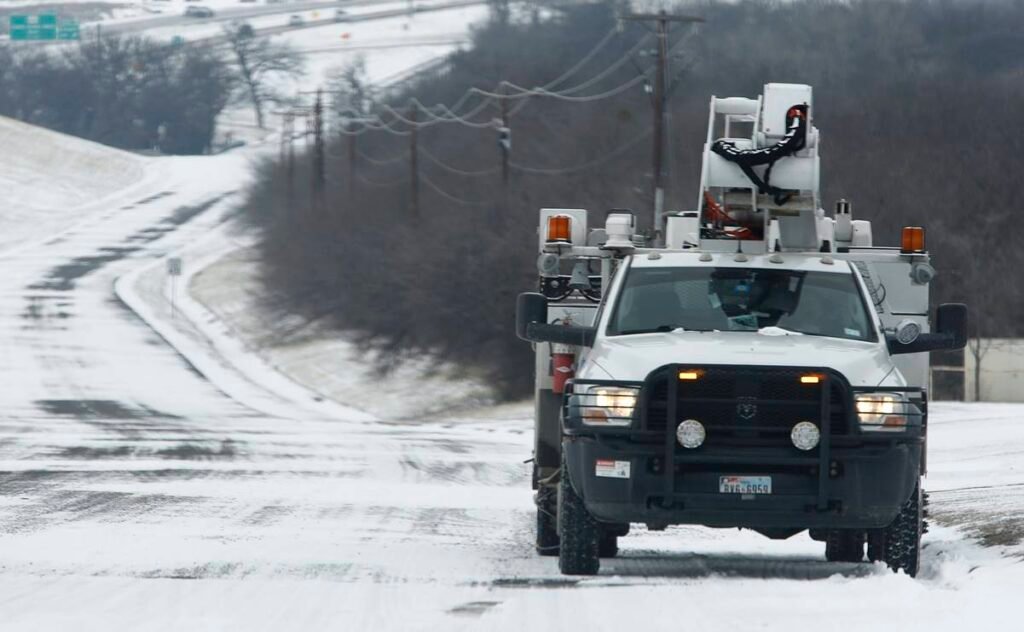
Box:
565, 436, 920, 529
564, 365, 925, 530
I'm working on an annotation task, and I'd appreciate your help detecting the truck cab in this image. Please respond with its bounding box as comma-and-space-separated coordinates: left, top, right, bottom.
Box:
516, 84, 966, 577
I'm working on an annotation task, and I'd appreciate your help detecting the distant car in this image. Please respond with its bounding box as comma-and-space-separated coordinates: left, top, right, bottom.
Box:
288, 14, 304, 26
334, 9, 349, 22
184, 6, 215, 17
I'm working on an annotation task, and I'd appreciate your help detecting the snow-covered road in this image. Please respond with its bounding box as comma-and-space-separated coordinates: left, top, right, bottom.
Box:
0, 139, 1023, 629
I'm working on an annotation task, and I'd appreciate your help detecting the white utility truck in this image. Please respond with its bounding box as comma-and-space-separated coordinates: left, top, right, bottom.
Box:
516, 83, 966, 577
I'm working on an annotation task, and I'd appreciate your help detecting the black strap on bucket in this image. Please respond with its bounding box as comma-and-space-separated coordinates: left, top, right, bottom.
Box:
711, 104, 809, 206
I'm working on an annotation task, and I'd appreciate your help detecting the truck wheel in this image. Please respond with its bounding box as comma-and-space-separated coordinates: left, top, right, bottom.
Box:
866, 530, 886, 563
883, 484, 923, 577
558, 451, 600, 575
597, 522, 628, 558
598, 532, 618, 558
825, 530, 865, 562
536, 489, 559, 557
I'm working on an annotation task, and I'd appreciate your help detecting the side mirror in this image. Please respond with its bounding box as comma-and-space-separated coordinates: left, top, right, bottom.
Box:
935, 302, 968, 349
515, 292, 597, 347
516, 292, 548, 341
887, 303, 967, 354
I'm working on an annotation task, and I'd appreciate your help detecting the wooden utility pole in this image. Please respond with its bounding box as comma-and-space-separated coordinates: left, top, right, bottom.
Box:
312, 90, 325, 210
620, 10, 703, 237
285, 113, 296, 208
279, 112, 291, 162
409, 102, 419, 218
347, 123, 356, 208
499, 90, 511, 220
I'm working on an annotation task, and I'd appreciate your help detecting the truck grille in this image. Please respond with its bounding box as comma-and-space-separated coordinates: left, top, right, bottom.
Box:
641, 366, 849, 444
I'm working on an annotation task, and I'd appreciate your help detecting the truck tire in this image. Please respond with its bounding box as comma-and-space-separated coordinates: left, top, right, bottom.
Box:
866, 530, 886, 562
883, 483, 923, 577
825, 529, 865, 563
558, 451, 600, 575
536, 489, 559, 557
598, 532, 618, 558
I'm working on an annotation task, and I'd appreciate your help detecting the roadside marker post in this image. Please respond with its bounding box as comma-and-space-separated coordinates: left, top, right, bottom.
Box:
167, 257, 182, 322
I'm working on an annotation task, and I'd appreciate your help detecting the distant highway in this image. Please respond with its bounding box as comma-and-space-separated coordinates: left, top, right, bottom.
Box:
98, 0, 400, 34
184, 0, 483, 47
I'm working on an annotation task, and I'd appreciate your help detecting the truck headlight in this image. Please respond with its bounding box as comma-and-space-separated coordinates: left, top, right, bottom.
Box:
580, 386, 638, 427
855, 393, 912, 432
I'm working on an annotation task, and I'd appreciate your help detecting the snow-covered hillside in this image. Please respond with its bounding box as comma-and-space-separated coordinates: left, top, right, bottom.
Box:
0, 116, 147, 253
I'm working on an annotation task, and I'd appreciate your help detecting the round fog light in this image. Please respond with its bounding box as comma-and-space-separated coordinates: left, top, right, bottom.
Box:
791, 421, 821, 451
676, 419, 705, 449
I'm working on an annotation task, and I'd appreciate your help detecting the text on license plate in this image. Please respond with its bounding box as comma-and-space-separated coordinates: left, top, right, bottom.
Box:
719, 476, 772, 494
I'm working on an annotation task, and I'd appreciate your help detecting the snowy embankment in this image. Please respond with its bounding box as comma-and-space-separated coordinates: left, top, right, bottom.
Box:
0, 116, 148, 254
110, 210, 497, 420
185, 230, 497, 420
113, 197, 380, 422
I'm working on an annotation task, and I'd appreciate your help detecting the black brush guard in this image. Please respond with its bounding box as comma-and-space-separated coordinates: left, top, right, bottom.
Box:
564, 365, 925, 517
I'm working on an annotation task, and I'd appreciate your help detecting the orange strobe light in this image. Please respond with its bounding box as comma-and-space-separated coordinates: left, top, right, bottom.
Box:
901, 226, 925, 253
678, 370, 701, 381
800, 374, 821, 384
546, 215, 572, 244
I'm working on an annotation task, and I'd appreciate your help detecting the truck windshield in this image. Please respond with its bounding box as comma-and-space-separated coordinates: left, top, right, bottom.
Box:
607, 266, 876, 342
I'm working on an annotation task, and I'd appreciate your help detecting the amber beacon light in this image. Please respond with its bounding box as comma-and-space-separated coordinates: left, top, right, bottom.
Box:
901, 226, 925, 253
546, 215, 572, 244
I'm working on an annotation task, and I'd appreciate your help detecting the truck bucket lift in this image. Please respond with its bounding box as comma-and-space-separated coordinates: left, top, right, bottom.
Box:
696, 83, 822, 252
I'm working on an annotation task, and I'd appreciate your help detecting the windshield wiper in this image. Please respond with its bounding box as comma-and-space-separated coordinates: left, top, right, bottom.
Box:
616, 325, 681, 336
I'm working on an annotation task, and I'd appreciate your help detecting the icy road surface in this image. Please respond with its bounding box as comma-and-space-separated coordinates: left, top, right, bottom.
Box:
0, 151, 1023, 629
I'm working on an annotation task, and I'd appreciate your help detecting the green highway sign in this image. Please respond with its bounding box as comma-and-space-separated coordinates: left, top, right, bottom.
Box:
58, 23, 80, 40
9, 14, 78, 41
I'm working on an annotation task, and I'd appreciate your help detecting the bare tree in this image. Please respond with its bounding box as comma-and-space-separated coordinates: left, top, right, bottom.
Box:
326, 56, 374, 123
223, 25, 305, 128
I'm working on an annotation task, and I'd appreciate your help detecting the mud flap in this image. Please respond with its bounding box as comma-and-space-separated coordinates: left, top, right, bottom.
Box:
534, 389, 562, 489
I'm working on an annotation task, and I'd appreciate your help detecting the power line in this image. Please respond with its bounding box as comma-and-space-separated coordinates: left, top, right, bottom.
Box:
420, 173, 495, 206
379, 102, 499, 129
407, 95, 497, 126
355, 172, 407, 187
419, 145, 502, 177
536, 26, 626, 92
355, 147, 406, 166
335, 121, 412, 136
364, 33, 659, 132
510, 128, 653, 175
412, 25, 626, 121
330, 30, 666, 135
474, 73, 649, 103
506, 33, 654, 98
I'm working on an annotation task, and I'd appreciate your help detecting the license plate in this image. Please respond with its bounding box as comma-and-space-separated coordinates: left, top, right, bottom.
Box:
719, 475, 772, 495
